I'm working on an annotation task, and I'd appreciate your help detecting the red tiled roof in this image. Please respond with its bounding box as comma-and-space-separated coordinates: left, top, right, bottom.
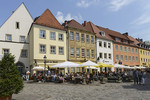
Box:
97, 26, 129, 40
64, 19, 89, 32
127, 35, 139, 46
34, 9, 64, 30
84, 21, 113, 41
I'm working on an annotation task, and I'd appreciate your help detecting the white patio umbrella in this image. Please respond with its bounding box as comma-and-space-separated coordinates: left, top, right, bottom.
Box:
80, 60, 98, 67
114, 64, 125, 68
85, 66, 98, 69
51, 61, 80, 68
32, 66, 48, 71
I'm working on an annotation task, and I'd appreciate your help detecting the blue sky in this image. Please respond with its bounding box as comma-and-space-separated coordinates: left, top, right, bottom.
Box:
0, 0, 150, 41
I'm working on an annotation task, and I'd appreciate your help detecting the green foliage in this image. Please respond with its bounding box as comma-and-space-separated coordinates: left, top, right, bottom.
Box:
0, 53, 24, 97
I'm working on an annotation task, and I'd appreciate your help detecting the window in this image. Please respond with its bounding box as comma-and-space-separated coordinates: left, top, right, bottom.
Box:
16, 22, 20, 29
87, 49, 90, 58
104, 53, 107, 59
70, 47, 74, 57
40, 30, 46, 38
124, 47, 127, 52
40, 45, 46, 53
129, 56, 131, 62
120, 55, 123, 61
99, 41, 102, 47
20, 36, 25, 42
59, 47, 64, 55
91, 50, 94, 58
76, 33, 80, 41
71, 68, 75, 72
128, 47, 131, 53
86, 35, 89, 43
115, 37, 121, 42
50, 46, 56, 54
70, 32, 74, 40
132, 56, 135, 62
123, 39, 127, 43
108, 54, 111, 59
6, 34, 12, 41
58, 34, 63, 41
108, 43, 111, 48
50, 32, 55, 40
76, 48, 80, 57
99, 31, 105, 36
91, 36, 94, 43
104, 42, 107, 48
82, 49, 85, 57
143, 51, 145, 55
99, 53, 103, 58
77, 68, 80, 72
115, 45, 118, 51
3, 49, 9, 54
135, 49, 137, 54
125, 56, 127, 61
132, 48, 134, 53
21, 50, 27, 57
141, 58, 143, 62
81, 34, 84, 42
116, 55, 119, 61
140, 50, 142, 54
120, 46, 122, 52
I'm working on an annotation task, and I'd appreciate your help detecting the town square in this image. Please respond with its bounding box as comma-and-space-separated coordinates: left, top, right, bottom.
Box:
0, 0, 150, 100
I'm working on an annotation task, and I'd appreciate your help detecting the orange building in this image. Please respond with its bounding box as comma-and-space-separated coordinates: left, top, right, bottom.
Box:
96, 27, 140, 67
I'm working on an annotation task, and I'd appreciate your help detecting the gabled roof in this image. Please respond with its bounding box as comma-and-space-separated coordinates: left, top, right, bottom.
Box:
0, 2, 33, 28
34, 9, 64, 31
96, 26, 129, 40
64, 19, 89, 32
84, 21, 113, 41
127, 36, 139, 45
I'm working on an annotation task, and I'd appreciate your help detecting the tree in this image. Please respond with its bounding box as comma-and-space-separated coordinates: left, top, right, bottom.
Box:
0, 53, 24, 97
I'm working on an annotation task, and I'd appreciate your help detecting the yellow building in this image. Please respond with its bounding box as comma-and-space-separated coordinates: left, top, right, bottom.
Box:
139, 49, 150, 67
29, 9, 67, 71
63, 20, 96, 73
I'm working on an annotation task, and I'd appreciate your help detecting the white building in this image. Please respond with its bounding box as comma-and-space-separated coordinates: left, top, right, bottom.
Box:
0, 3, 33, 74
84, 21, 114, 72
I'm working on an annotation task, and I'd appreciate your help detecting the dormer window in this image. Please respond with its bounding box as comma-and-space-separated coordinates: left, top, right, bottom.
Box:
115, 37, 121, 42
99, 31, 105, 37
16, 22, 20, 29
123, 39, 127, 43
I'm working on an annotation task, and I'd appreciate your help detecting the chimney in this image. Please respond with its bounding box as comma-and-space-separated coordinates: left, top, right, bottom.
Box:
123, 32, 128, 36
83, 21, 87, 26
64, 20, 68, 26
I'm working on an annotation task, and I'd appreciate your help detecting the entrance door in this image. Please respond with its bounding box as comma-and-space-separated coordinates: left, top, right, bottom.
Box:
16, 62, 25, 75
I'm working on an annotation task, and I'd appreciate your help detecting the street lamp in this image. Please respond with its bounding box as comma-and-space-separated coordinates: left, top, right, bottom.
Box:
43, 55, 47, 82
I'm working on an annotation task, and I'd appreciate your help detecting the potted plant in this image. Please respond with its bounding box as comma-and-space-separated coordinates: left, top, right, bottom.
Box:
0, 53, 24, 100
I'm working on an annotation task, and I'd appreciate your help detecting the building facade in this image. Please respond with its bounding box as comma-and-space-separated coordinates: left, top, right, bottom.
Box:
96, 27, 140, 67
63, 20, 96, 73
29, 9, 67, 72
83, 21, 114, 71
0, 3, 33, 74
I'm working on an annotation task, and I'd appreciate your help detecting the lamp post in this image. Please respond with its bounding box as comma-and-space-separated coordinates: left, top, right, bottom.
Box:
43, 55, 47, 82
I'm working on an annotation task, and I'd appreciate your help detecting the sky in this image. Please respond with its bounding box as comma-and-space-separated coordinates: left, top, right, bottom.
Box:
0, 0, 150, 41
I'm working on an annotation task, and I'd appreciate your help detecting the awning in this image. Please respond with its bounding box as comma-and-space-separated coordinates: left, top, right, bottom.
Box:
98, 63, 114, 67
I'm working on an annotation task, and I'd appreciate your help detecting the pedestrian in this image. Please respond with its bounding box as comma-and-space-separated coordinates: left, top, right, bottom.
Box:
138, 70, 142, 85
142, 71, 147, 85
133, 69, 139, 84
26, 71, 30, 81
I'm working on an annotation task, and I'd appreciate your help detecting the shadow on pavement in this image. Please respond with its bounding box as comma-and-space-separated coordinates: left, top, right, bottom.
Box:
122, 77, 150, 91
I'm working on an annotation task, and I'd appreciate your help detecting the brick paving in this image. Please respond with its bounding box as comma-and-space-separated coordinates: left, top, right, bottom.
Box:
12, 78, 150, 100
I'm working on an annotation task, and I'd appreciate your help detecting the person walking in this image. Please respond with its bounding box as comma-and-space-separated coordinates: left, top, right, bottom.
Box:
142, 71, 147, 85
133, 69, 139, 84
138, 70, 142, 85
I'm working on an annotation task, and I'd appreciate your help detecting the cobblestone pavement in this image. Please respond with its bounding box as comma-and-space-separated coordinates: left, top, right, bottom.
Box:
12, 78, 150, 100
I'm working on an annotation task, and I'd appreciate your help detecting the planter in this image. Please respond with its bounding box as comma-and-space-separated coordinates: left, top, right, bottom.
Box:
0, 95, 12, 100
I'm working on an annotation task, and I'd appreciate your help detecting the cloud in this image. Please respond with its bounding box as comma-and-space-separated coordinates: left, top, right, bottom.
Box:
109, 0, 135, 11
56, 11, 83, 23
132, 14, 150, 25
76, 0, 99, 8
131, 1, 150, 25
